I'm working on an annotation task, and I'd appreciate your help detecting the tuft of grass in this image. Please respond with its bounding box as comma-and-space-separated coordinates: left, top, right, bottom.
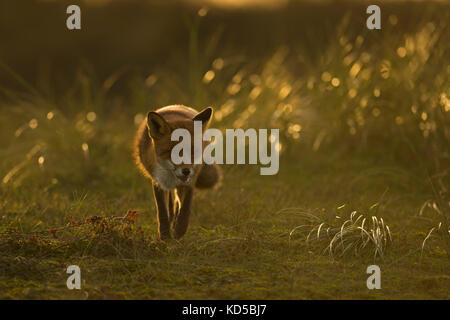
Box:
420, 199, 450, 260
0, 211, 154, 260
288, 209, 392, 260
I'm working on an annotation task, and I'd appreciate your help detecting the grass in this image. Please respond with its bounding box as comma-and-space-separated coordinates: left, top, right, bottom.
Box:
0, 0, 449, 299
288, 209, 393, 260
0, 151, 448, 299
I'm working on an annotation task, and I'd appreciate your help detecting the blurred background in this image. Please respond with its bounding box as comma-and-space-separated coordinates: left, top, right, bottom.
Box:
0, 0, 448, 189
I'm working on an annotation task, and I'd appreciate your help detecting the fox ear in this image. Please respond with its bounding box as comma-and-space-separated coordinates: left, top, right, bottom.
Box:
147, 111, 170, 139
193, 107, 213, 126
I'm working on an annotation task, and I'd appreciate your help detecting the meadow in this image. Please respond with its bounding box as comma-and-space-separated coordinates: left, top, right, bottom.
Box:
0, 0, 449, 299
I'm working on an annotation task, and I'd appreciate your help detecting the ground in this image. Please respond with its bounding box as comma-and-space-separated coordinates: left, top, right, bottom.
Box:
0, 150, 448, 299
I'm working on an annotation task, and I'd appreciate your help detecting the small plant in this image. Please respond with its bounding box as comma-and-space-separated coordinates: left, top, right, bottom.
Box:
419, 199, 450, 260
0, 210, 146, 257
288, 209, 392, 259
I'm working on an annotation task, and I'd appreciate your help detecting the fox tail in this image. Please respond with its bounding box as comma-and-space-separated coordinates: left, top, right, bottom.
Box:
195, 164, 222, 189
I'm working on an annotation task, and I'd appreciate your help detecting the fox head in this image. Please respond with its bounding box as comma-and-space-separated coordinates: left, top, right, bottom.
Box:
146, 107, 213, 188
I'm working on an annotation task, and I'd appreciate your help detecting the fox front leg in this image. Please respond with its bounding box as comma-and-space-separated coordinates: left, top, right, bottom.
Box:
168, 191, 174, 223
168, 191, 181, 224
152, 183, 171, 240
173, 186, 194, 239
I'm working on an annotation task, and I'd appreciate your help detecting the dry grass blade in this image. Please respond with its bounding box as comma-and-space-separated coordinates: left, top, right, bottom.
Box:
290, 209, 392, 259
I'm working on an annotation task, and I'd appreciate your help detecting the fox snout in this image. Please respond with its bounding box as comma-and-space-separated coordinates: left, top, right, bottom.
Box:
175, 166, 194, 182
158, 158, 196, 186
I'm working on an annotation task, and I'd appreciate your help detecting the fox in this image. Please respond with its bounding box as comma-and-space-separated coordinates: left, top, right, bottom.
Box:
133, 105, 221, 240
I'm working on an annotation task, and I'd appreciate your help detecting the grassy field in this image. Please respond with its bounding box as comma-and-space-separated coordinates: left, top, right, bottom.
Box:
1, 154, 449, 299
0, 0, 449, 299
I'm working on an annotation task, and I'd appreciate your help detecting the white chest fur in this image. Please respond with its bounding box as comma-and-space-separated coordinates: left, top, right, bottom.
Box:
151, 163, 179, 190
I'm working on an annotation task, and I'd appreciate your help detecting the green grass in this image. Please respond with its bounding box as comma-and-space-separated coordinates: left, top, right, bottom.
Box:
0, 149, 448, 299
0, 1, 449, 299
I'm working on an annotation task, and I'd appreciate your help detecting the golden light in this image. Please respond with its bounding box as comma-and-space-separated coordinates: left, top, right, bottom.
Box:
440, 93, 450, 112
187, 0, 288, 9
214, 111, 223, 122
421, 112, 428, 121
389, 15, 398, 26
372, 108, 381, 117
361, 53, 371, 63
203, 70, 215, 84
220, 100, 235, 118
86, 112, 97, 122
232, 73, 243, 84
355, 36, 364, 48
279, 85, 291, 99
360, 96, 368, 108
227, 83, 241, 95
282, 103, 293, 114
361, 68, 372, 81
212, 58, 224, 70
29, 119, 38, 129
397, 47, 407, 58
395, 116, 404, 125
198, 7, 208, 16
343, 54, 356, 66
348, 88, 357, 98
134, 113, 144, 126
276, 142, 282, 152
380, 60, 391, 79
349, 62, 361, 78
321, 72, 332, 82
249, 86, 262, 100
145, 75, 157, 88
331, 77, 340, 87
373, 88, 381, 97
249, 74, 261, 86
82, 143, 90, 161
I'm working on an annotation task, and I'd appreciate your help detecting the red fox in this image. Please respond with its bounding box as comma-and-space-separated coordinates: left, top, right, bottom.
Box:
133, 105, 221, 240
